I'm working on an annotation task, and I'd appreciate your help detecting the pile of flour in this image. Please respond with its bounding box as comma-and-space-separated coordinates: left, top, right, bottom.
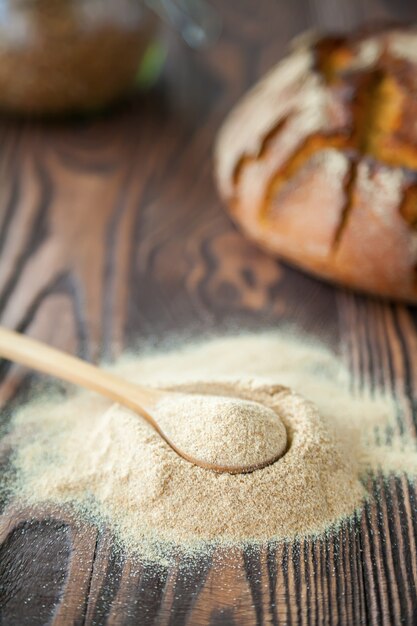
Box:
3, 331, 415, 561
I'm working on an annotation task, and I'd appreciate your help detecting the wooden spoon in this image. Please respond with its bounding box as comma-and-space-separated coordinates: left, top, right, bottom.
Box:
0, 327, 287, 474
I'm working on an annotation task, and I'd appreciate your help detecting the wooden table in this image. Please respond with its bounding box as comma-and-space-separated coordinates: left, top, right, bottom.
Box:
1, 1, 417, 624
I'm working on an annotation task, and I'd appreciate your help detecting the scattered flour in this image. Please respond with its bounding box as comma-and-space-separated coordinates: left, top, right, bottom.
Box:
2, 331, 416, 563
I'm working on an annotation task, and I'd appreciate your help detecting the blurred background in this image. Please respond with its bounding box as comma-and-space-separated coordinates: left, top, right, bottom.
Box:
0, 0, 417, 390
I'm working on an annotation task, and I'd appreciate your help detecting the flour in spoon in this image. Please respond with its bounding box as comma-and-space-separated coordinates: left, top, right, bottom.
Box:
154, 393, 287, 468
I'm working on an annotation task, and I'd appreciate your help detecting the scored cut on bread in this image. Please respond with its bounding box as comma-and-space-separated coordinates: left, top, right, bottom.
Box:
214, 26, 417, 303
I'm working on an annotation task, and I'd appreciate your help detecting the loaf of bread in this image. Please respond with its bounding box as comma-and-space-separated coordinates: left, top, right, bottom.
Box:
214, 26, 417, 303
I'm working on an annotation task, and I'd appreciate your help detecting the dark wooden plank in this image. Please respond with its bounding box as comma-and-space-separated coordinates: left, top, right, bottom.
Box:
360, 475, 417, 626
0, 505, 98, 625
0, 519, 72, 626
338, 294, 417, 625
1, 0, 417, 624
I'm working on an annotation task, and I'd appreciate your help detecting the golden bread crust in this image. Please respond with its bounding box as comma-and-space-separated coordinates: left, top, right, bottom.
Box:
215, 26, 417, 302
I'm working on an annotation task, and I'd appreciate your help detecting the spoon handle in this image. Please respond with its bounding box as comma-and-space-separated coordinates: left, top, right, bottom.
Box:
0, 326, 162, 417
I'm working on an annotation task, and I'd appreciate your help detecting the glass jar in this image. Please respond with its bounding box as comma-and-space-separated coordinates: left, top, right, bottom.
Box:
0, 0, 159, 114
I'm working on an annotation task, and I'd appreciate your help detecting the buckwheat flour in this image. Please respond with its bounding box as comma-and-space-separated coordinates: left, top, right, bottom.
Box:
153, 393, 287, 468
2, 331, 416, 562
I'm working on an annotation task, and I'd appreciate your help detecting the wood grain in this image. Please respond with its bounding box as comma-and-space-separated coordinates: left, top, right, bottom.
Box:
1, 0, 417, 624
